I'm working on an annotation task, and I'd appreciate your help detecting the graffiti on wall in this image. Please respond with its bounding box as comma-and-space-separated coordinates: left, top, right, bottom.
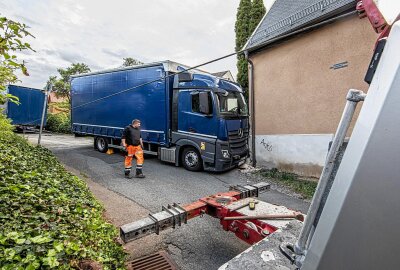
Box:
260, 139, 273, 152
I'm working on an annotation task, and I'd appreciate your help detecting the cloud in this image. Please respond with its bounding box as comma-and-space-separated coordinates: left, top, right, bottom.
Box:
102, 48, 126, 58
2, 0, 274, 88
13, 14, 40, 27
58, 50, 86, 63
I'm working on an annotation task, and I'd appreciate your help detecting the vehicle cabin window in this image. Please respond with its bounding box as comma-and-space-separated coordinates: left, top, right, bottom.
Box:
192, 93, 200, 113
191, 92, 212, 114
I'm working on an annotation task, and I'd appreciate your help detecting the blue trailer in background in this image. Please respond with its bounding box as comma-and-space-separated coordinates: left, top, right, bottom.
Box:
70, 61, 249, 172
4, 85, 46, 129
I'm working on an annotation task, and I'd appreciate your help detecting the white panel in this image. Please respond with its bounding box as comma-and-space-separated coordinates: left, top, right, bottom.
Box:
255, 134, 333, 169
302, 21, 400, 270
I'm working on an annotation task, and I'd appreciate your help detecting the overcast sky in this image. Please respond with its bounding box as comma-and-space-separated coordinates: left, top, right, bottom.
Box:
1, 0, 274, 89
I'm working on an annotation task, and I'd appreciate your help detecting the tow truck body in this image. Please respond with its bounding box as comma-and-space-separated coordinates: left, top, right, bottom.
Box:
223, 1, 400, 269
119, 1, 400, 269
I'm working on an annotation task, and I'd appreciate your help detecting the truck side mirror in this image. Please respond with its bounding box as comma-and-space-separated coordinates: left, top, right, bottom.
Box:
199, 92, 211, 115
178, 72, 193, 82
173, 72, 194, 88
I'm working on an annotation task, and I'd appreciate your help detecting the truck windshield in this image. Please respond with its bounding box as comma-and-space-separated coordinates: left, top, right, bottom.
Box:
216, 91, 248, 116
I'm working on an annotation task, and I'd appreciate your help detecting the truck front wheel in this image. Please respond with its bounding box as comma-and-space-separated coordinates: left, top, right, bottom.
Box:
95, 137, 109, 153
181, 147, 203, 171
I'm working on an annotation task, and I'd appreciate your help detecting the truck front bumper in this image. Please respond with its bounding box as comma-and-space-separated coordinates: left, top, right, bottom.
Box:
204, 152, 249, 172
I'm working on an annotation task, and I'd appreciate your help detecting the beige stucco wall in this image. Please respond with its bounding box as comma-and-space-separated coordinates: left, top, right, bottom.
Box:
250, 15, 377, 135
249, 15, 378, 176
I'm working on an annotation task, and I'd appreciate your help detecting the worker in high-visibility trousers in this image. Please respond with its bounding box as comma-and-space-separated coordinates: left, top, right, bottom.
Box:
122, 119, 145, 179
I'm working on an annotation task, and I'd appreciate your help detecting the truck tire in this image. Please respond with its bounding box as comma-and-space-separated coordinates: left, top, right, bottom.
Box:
95, 137, 109, 153
181, 147, 203, 171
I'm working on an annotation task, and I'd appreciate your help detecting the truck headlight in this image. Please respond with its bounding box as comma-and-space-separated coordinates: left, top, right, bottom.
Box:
222, 150, 230, 159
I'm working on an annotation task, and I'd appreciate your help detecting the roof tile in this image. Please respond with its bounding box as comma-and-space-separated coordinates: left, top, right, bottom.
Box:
245, 0, 356, 51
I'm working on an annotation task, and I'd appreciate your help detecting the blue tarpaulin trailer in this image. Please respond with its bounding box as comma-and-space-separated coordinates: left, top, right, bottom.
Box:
71, 61, 250, 172
4, 85, 46, 127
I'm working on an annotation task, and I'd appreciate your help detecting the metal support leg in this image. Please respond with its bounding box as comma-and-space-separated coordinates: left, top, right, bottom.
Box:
38, 83, 51, 145
294, 89, 366, 266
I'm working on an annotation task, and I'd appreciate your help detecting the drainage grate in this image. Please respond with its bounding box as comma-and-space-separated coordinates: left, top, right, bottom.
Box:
127, 251, 178, 270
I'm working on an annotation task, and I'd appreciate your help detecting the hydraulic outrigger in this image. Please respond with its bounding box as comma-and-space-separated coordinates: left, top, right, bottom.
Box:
120, 182, 304, 245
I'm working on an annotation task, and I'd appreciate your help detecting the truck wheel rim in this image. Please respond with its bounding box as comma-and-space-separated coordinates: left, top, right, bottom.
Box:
185, 151, 198, 167
97, 138, 105, 150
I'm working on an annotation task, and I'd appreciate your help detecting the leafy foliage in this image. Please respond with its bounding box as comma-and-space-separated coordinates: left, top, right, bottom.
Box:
46, 112, 71, 134
0, 113, 14, 135
46, 63, 91, 103
0, 16, 34, 105
235, 0, 252, 53
51, 101, 70, 110
235, 0, 252, 100
122, 57, 143, 67
0, 126, 126, 269
235, 0, 266, 100
249, 0, 266, 33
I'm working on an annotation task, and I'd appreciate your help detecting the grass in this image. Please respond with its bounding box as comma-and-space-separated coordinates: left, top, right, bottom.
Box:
258, 168, 318, 200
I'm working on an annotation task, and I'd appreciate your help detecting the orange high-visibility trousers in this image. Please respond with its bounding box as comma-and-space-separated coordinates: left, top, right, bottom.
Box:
124, 145, 144, 172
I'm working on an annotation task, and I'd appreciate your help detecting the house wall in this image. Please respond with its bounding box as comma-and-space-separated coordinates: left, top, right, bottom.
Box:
222, 71, 235, 82
249, 15, 377, 177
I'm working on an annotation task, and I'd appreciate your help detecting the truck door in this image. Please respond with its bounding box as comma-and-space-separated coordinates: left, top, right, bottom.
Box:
177, 90, 218, 166
178, 90, 217, 136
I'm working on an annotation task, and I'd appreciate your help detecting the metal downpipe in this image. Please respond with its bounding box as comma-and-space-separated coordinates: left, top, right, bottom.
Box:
246, 54, 256, 167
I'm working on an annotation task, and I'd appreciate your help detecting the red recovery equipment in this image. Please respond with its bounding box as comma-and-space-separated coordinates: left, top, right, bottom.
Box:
120, 182, 304, 245
356, 0, 398, 40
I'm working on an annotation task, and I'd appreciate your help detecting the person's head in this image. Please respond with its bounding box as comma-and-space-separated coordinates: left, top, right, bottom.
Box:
132, 119, 141, 128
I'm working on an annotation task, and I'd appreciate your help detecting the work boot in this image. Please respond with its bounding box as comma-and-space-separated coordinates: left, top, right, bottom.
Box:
125, 170, 133, 179
135, 169, 145, 178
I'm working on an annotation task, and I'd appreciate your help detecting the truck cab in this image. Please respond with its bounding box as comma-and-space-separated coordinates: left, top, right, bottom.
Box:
169, 72, 249, 171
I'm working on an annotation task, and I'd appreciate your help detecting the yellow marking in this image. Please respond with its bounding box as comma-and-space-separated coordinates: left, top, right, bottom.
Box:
200, 142, 206, 151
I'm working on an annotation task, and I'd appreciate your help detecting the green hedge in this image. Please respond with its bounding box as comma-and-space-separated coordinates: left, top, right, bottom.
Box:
46, 113, 71, 134
0, 115, 126, 269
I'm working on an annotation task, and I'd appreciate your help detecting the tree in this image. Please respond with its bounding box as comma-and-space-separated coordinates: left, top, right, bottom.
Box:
48, 63, 91, 103
0, 16, 34, 105
235, 0, 266, 100
122, 57, 143, 67
235, 0, 252, 100
249, 0, 266, 33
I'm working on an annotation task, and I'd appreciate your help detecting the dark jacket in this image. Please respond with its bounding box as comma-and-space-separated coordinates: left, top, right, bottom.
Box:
122, 125, 141, 146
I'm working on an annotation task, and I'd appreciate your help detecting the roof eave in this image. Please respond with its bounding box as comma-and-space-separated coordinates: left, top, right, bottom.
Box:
242, 8, 271, 52
245, 7, 358, 54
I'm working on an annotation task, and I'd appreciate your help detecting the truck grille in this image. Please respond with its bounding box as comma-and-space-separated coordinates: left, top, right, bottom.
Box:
228, 128, 249, 156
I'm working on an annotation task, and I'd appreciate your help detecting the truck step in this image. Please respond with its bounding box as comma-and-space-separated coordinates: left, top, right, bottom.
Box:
143, 150, 158, 156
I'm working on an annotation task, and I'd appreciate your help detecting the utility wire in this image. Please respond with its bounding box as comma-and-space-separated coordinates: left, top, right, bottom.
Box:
9, 50, 244, 126
72, 50, 241, 109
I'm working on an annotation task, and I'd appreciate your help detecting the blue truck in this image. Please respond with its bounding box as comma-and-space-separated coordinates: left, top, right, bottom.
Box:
70, 61, 249, 172
3, 85, 46, 129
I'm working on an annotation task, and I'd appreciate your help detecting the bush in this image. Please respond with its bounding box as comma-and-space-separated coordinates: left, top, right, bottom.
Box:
46, 113, 71, 134
0, 129, 126, 269
0, 113, 14, 135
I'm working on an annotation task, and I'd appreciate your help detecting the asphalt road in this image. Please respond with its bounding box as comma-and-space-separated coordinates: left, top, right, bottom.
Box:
26, 133, 309, 270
